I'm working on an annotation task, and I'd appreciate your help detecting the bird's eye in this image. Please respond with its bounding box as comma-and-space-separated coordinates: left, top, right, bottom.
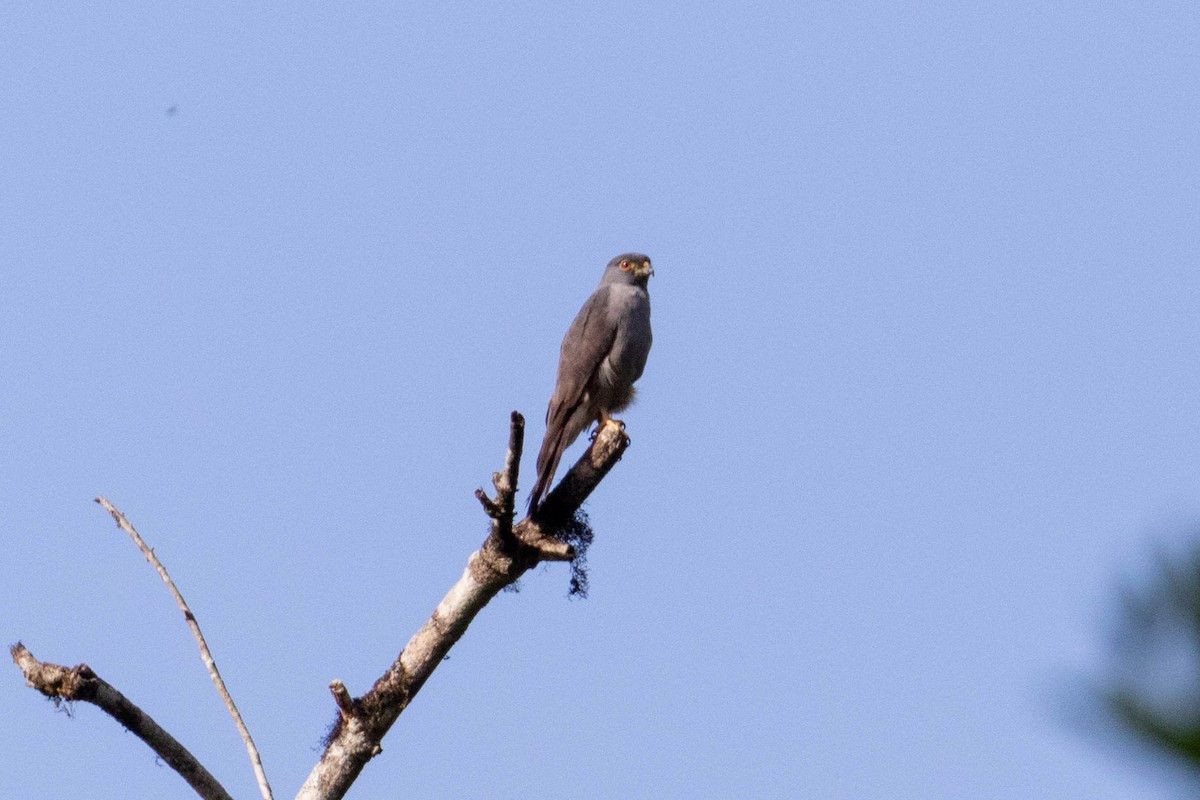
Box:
619, 261, 631, 271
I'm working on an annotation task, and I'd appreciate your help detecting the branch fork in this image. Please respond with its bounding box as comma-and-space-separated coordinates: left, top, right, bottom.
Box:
298, 411, 630, 800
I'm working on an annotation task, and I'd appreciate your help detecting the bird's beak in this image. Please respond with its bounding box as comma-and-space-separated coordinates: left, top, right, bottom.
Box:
640, 261, 654, 278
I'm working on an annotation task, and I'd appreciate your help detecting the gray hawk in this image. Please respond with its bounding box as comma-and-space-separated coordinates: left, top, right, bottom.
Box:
528, 253, 654, 512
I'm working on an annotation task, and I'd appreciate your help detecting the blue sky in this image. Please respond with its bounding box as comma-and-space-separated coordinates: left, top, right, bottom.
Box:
3, 2, 1199, 798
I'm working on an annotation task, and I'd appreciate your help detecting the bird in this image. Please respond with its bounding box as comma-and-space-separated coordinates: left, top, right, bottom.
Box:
528, 253, 654, 512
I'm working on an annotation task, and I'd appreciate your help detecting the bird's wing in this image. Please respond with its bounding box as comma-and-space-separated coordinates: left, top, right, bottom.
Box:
546, 284, 618, 431
530, 286, 619, 510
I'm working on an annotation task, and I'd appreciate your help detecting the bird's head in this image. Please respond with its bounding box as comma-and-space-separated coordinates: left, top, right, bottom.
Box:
604, 253, 654, 286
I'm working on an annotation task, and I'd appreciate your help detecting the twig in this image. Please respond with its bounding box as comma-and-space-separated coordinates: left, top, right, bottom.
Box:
484, 410, 524, 546
295, 413, 631, 800
94, 497, 274, 800
10, 643, 233, 800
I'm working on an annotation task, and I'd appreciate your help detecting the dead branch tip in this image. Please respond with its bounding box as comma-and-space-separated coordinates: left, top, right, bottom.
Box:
329, 680, 356, 719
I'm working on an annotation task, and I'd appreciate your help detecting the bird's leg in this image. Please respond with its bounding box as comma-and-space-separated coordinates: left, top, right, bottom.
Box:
603, 411, 626, 431
590, 412, 625, 441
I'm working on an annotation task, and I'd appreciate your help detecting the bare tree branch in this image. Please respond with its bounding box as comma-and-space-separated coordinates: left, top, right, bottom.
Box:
296, 413, 630, 800
10, 643, 234, 800
94, 496, 274, 800
14, 412, 633, 800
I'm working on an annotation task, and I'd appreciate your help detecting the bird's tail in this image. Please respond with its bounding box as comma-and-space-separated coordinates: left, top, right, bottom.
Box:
527, 431, 567, 514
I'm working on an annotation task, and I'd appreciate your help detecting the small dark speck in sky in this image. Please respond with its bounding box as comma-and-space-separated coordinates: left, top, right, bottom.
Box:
166, 106, 178, 117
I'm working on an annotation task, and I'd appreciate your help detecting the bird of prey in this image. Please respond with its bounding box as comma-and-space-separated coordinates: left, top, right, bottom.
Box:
528, 253, 654, 512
